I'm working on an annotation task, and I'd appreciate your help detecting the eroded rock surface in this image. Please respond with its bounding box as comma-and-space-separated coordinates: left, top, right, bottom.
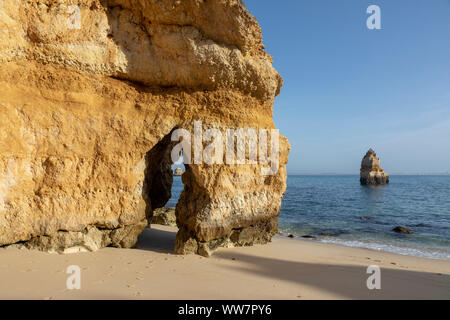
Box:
360, 149, 389, 185
151, 207, 176, 227
0, 0, 289, 255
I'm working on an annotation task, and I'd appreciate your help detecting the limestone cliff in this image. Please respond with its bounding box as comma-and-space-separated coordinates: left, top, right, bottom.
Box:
0, 0, 289, 256
360, 149, 389, 185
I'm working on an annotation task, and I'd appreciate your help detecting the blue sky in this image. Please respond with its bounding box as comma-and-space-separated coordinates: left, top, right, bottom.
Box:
243, 0, 450, 174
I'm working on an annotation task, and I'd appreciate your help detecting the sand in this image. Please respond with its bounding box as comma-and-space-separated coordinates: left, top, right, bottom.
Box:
0, 225, 449, 300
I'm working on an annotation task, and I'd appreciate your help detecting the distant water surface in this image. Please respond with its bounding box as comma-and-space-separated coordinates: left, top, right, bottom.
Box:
168, 175, 450, 260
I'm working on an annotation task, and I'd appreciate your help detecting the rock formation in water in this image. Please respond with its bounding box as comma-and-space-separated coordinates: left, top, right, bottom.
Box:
393, 226, 414, 234
173, 168, 183, 176
0, 0, 289, 256
360, 149, 389, 185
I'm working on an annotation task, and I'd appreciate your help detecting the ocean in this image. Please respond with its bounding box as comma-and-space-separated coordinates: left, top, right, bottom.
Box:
168, 175, 450, 261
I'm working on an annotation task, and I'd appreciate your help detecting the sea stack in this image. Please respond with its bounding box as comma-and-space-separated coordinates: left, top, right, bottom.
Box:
174, 168, 183, 176
360, 149, 389, 185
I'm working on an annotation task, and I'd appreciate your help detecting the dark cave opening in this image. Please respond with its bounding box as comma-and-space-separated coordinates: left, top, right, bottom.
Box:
143, 132, 174, 220
137, 130, 189, 253
142, 131, 186, 227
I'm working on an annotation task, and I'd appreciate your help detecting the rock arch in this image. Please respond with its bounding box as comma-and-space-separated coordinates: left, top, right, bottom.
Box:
0, 0, 289, 256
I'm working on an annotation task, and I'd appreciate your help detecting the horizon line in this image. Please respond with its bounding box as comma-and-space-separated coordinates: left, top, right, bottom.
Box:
287, 172, 450, 176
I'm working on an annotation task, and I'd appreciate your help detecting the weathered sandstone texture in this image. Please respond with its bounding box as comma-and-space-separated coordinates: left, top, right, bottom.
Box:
360, 149, 389, 185
0, 0, 289, 256
151, 207, 176, 227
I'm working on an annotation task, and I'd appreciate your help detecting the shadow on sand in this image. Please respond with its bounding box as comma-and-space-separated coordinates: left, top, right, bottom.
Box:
213, 251, 450, 299
136, 227, 176, 254
135, 227, 450, 299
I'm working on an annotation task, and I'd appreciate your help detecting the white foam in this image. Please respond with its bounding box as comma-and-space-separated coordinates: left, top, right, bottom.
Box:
318, 238, 450, 261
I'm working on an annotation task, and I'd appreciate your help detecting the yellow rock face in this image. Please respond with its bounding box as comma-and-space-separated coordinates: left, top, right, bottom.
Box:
0, 0, 289, 255
360, 149, 389, 185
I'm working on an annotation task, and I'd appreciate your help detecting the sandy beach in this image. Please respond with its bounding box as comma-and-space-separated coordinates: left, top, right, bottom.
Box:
0, 225, 449, 300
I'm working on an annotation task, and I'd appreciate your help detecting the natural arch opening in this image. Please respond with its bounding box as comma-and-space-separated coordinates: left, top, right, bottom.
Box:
143, 133, 174, 214
139, 130, 187, 253
168, 156, 185, 208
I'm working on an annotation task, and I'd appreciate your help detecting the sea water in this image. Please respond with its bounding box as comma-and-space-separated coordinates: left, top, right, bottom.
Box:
168, 175, 450, 260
